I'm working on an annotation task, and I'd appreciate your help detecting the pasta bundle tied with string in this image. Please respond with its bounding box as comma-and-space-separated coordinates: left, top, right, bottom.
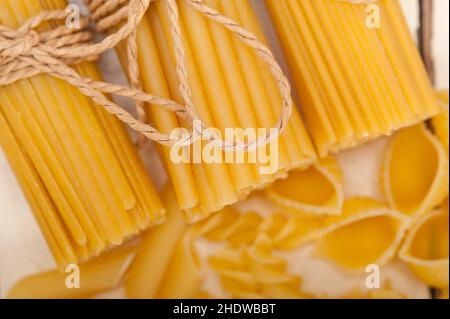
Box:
85, 0, 317, 222
266, 0, 440, 157
0, 0, 165, 267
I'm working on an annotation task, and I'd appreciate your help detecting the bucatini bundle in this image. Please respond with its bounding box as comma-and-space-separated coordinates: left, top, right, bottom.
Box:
266, 0, 440, 157
0, 0, 165, 267
90, 0, 317, 221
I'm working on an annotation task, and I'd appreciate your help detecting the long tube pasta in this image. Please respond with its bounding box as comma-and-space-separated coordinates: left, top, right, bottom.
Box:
0, 0, 165, 267
266, 0, 440, 157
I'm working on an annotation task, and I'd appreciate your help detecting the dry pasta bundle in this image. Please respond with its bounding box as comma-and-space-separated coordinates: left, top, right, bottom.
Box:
382, 124, 449, 220
314, 197, 410, 271
266, 157, 344, 217
0, 0, 165, 267
87, 0, 317, 222
266, 0, 440, 157
399, 206, 449, 289
209, 234, 309, 299
6, 244, 137, 299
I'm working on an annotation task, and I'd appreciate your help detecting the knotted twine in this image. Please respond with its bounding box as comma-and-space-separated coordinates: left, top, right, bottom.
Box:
0, 5, 193, 147
0, 0, 379, 151
0, 0, 296, 152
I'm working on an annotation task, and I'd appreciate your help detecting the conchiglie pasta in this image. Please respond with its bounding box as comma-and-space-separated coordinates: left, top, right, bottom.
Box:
190, 207, 262, 247
266, 158, 344, 216
209, 235, 308, 299
314, 198, 410, 271
266, 214, 326, 250
7, 245, 137, 299
399, 208, 449, 288
192, 207, 324, 250
382, 124, 449, 219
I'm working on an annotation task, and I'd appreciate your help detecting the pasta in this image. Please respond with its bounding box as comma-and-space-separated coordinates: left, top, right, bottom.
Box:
209, 234, 309, 299
125, 187, 202, 299
266, 0, 440, 157
192, 207, 324, 250
6, 245, 137, 299
100, 0, 317, 221
266, 157, 344, 216
339, 281, 405, 299
382, 124, 449, 219
432, 90, 449, 154
438, 289, 449, 300
399, 206, 449, 289
314, 198, 410, 271
2, 0, 447, 301
0, 0, 164, 267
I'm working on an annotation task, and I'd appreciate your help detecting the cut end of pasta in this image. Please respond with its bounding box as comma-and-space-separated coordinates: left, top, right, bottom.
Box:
314, 198, 410, 271
399, 207, 449, 289
266, 157, 344, 217
382, 124, 449, 219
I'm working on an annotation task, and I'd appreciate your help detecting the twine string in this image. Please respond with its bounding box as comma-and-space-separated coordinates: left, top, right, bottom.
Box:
0, 9, 193, 145
87, 0, 296, 151
1, 0, 378, 150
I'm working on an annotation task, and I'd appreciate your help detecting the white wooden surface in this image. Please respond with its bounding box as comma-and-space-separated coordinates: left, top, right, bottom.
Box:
0, 0, 448, 298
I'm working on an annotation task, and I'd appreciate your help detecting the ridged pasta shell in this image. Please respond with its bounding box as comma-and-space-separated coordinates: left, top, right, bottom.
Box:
266, 157, 344, 216
314, 198, 410, 271
432, 90, 449, 154
209, 235, 309, 299
382, 124, 449, 219
191, 207, 264, 247
194, 208, 325, 250
259, 212, 326, 249
398, 207, 449, 288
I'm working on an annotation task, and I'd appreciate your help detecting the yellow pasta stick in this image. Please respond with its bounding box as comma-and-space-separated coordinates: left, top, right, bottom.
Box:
0, 0, 164, 266
109, 0, 316, 221
6, 245, 137, 299
126, 187, 202, 299
266, 0, 440, 157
